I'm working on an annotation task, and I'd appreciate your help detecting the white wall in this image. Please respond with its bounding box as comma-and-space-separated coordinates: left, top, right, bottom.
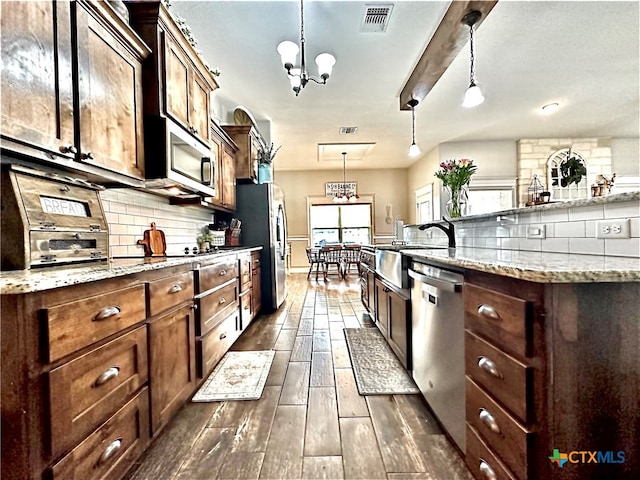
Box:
439, 141, 518, 177
611, 138, 640, 176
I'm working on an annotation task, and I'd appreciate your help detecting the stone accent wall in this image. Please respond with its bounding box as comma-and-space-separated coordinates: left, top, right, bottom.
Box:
100, 189, 214, 257
517, 138, 613, 206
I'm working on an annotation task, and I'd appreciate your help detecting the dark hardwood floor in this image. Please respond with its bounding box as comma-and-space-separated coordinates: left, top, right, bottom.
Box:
124, 273, 473, 480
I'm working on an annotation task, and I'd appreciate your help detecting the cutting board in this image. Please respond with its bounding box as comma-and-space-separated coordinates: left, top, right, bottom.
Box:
137, 222, 166, 256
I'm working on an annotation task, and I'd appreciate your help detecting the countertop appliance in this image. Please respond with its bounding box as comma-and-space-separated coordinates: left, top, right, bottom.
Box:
235, 183, 288, 312
409, 260, 465, 452
1, 164, 109, 270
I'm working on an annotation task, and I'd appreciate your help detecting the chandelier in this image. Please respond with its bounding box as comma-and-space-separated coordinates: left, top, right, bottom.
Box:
333, 152, 359, 203
277, 0, 336, 96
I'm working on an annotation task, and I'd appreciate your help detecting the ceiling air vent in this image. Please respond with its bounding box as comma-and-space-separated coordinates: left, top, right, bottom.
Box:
361, 4, 394, 33
339, 127, 358, 135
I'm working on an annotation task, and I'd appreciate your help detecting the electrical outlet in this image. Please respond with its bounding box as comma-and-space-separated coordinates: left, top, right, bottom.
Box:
526, 224, 546, 239
595, 219, 630, 239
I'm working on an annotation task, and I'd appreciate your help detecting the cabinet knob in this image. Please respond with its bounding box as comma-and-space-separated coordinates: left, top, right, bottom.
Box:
219, 297, 226, 305
59, 145, 77, 154
479, 408, 501, 434
81, 151, 94, 160
477, 356, 503, 379
93, 306, 121, 321
98, 438, 123, 465
169, 284, 183, 294
220, 332, 227, 340
94, 366, 120, 387
477, 304, 501, 321
219, 270, 227, 276
479, 459, 497, 480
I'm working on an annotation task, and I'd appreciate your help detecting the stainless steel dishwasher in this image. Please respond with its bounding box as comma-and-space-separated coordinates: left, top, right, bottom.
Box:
409, 261, 466, 453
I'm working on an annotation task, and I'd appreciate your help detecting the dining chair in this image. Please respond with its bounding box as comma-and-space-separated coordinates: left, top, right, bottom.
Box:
305, 247, 322, 280
320, 245, 344, 280
342, 244, 361, 278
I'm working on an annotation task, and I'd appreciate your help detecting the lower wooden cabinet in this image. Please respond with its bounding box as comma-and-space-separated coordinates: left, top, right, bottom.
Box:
197, 309, 241, 378
148, 303, 196, 434
49, 388, 150, 480
374, 276, 411, 369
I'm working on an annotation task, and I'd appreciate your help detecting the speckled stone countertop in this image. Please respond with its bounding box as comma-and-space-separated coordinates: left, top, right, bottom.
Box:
402, 247, 640, 283
0, 247, 262, 295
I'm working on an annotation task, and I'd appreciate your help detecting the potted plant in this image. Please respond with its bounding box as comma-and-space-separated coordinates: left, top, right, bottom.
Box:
257, 142, 282, 184
559, 155, 587, 187
196, 225, 214, 252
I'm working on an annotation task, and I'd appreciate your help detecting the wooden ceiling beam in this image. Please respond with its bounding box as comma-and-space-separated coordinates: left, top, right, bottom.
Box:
399, 0, 498, 110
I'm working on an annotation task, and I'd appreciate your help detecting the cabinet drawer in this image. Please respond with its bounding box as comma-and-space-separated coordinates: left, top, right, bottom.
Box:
147, 271, 194, 317
465, 330, 531, 423
198, 257, 238, 292
466, 378, 531, 480
197, 311, 240, 378
49, 387, 150, 480
43, 284, 146, 363
197, 280, 238, 336
464, 283, 532, 358
48, 326, 148, 459
466, 424, 517, 480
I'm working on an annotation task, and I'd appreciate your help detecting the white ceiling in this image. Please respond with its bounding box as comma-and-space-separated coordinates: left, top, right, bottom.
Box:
170, 0, 640, 172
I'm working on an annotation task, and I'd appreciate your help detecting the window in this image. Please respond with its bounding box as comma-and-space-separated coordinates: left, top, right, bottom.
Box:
310, 203, 371, 246
465, 177, 516, 215
547, 148, 589, 201
415, 184, 434, 224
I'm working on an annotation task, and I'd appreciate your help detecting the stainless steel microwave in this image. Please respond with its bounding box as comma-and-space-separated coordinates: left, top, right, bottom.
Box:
144, 119, 217, 198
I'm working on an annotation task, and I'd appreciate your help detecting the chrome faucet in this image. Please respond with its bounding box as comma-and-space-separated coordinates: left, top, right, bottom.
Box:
418, 217, 456, 248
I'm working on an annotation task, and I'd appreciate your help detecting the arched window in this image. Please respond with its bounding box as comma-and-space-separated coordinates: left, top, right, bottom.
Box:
547, 148, 589, 201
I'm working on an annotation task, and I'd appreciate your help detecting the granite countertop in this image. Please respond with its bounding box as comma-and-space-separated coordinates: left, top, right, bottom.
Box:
0, 246, 262, 295
401, 247, 640, 283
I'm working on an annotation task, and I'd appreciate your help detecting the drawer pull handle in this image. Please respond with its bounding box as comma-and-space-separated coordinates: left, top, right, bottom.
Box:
479, 408, 501, 434
478, 356, 503, 379
479, 459, 497, 480
220, 332, 227, 340
94, 367, 120, 387
477, 304, 501, 321
94, 306, 121, 321
98, 438, 122, 465
169, 284, 183, 294
219, 297, 227, 305
219, 270, 227, 276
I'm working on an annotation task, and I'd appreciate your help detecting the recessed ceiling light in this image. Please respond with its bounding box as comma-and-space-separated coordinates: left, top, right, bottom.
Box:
541, 102, 560, 114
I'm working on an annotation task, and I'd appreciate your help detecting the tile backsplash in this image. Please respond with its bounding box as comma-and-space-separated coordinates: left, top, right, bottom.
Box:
100, 189, 214, 257
405, 193, 640, 258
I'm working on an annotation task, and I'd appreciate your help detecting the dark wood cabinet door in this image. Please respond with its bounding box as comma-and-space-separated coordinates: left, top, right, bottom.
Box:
148, 303, 195, 434
252, 266, 262, 317
387, 288, 410, 369
374, 279, 389, 338
189, 71, 210, 144
74, 1, 146, 180
164, 35, 190, 128
0, 1, 75, 158
221, 146, 236, 209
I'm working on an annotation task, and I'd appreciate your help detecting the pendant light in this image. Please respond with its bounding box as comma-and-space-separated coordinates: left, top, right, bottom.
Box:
277, 0, 336, 96
407, 98, 421, 157
461, 10, 484, 108
333, 152, 359, 203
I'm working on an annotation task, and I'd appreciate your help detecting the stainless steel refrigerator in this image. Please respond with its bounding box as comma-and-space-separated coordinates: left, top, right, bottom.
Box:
235, 183, 288, 312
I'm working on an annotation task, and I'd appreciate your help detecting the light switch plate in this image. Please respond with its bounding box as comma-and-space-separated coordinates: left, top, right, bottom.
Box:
596, 219, 630, 238
526, 224, 546, 239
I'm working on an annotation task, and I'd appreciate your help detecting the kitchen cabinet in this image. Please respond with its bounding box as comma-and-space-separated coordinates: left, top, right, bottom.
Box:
128, 1, 218, 148
210, 122, 238, 210
195, 254, 241, 378
375, 276, 411, 369
463, 270, 640, 479
1, 274, 150, 479
146, 270, 195, 435
0, 1, 149, 184
251, 250, 262, 318
222, 125, 263, 183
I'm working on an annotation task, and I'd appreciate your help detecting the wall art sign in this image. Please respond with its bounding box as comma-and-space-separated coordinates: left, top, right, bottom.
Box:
325, 182, 357, 197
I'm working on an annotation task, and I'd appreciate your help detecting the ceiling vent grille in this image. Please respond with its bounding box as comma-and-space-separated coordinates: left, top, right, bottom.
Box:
339, 127, 358, 135
361, 4, 394, 33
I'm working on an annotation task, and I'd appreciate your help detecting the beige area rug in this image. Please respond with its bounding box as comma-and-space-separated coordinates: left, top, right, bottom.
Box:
192, 350, 275, 402
344, 328, 419, 395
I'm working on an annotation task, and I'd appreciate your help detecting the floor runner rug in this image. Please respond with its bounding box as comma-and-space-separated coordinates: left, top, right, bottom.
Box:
344, 327, 419, 395
192, 350, 275, 402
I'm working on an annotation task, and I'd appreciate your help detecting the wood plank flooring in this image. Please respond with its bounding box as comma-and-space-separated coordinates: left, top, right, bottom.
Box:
124, 274, 472, 480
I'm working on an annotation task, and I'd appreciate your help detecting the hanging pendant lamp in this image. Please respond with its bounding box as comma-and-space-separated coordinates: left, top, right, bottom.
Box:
461, 10, 484, 108
407, 98, 421, 157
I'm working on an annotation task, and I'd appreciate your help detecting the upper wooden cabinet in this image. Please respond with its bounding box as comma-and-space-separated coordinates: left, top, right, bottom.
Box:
0, 1, 150, 183
128, 1, 218, 147
210, 123, 237, 210
222, 125, 263, 183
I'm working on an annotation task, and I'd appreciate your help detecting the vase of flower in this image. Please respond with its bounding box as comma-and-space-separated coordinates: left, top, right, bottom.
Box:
446, 186, 468, 218
434, 158, 477, 219
258, 163, 272, 184
257, 142, 282, 184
